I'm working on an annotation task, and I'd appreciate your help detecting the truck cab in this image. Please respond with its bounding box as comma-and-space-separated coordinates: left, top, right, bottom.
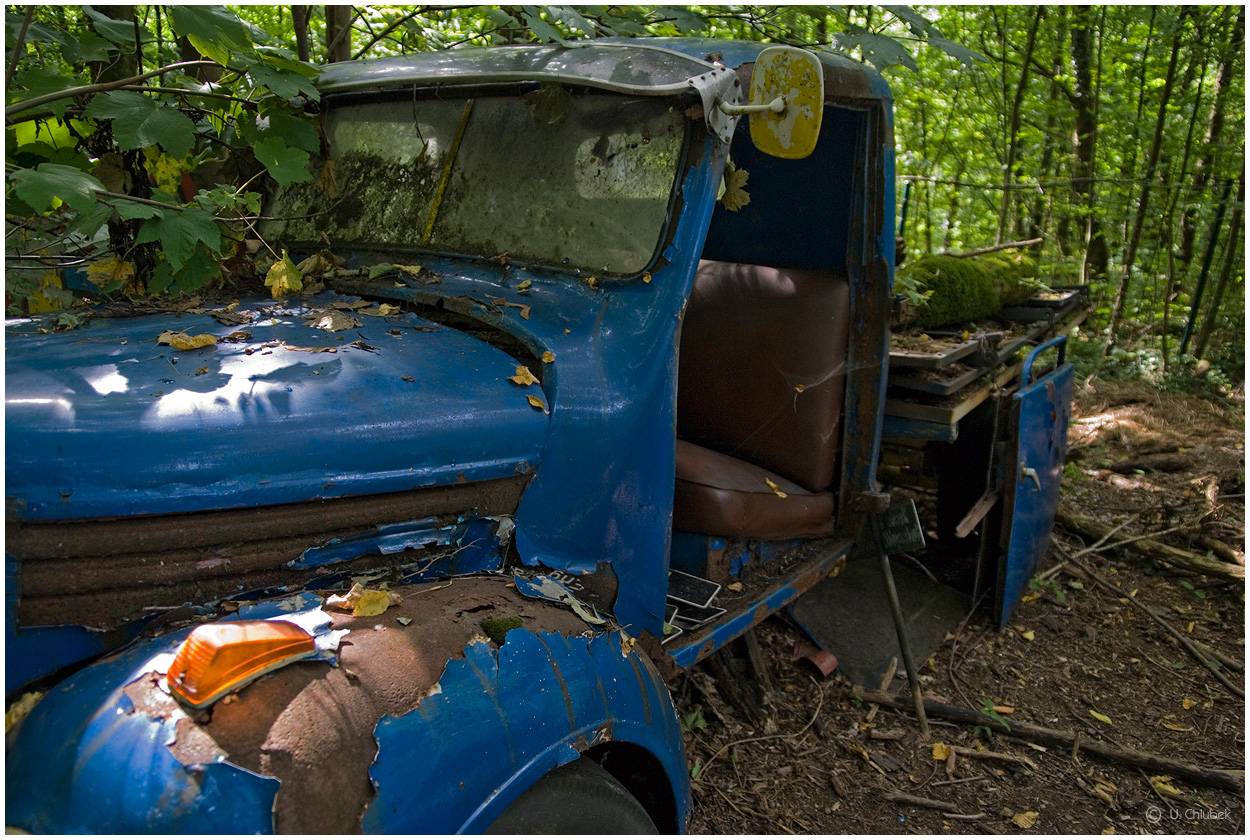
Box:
7, 39, 1067, 833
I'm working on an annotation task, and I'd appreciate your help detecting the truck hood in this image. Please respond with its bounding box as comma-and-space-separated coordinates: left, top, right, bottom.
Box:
5, 294, 550, 519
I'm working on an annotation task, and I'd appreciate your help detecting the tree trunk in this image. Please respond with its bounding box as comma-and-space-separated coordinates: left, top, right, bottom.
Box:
325, 4, 353, 63
1069, 6, 1107, 284
1104, 11, 1184, 353
1193, 170, 1245, 359
292, 5, 311, 62
995, 5, 1042, 245
1179, 6, 1243, 265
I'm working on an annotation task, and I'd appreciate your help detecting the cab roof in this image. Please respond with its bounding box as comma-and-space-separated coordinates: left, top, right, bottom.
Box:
316, 37, 891, 105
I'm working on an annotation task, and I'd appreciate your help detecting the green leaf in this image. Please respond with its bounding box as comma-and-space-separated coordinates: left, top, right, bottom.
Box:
252, 137, 312, 186
549, 6, 599, 36
658, 6, 709, 34
136, 206, 222, 272
244, 58, 320, 100
484, 8, 520, 28
882, 5, 935, 37
64, 202, 113, 240
521, 7, 569, 44
114, 201, 163, 221
8, 163, 105, 212
83, 91, 196, 158
928, 36, 990, 68
168, 6, 252, 66
57, 30, 113, 63
80, 7, 149, 46
260, 108, 320, 153
835, 31, 918, 72
11, 68, 80, 118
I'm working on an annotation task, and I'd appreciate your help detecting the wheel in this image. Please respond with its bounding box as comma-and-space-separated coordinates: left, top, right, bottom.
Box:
485, 757, 658, 834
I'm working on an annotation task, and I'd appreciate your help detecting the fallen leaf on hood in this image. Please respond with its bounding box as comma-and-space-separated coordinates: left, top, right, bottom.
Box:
509, 365, 539, 386
517, 280, 532, 293
157, 330, 217, 350
501, 301, 531, 319
5, 691, 43, 734
295, 252, 335, 277
265, 250, 303, 299
527, 394, 549, 413
395, 264, 424, 275
308, 310, 362, 332
211, 309, 253, 326
542, 351, 555, 364
643, 272, 652, 283
360, 303, 401, 317
765, 477, 788, 499
1010, 811, 1039, 829
195, 367, 209, 375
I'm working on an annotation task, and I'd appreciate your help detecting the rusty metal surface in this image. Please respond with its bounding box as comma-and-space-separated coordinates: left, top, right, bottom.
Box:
11, 479, 525, 630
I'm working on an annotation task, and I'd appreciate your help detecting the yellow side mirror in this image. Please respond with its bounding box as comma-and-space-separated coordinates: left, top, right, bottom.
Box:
747, 46, 824, 160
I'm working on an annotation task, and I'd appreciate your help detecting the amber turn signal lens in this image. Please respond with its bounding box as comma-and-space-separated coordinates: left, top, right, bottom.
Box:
167, 619, 316, 708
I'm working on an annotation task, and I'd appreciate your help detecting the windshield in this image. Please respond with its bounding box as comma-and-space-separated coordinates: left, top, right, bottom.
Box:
262, 90, 687, 276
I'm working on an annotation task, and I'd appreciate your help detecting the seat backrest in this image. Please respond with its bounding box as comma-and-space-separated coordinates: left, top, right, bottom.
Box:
676, 260, 851, 493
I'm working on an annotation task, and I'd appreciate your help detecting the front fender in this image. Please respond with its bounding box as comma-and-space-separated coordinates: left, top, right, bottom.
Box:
6, 577, 689, 834
364, 628, 689, 833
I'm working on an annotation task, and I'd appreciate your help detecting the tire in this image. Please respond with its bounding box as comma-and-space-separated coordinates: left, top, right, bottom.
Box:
485, 757, 658, 834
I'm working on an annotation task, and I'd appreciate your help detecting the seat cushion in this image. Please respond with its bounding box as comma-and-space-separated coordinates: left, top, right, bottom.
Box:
673, 440, 836, 540
676, 260, 850, 493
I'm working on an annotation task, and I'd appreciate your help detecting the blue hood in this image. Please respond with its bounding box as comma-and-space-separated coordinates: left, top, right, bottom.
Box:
5, 294, 549, 519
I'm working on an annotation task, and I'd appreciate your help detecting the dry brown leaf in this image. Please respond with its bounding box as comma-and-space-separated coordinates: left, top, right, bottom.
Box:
1181, 697, 1196, 710
309, 310, 362, 332
726, 582, 744, 592
517, 280, 532, 293
527, 394, 549, 413
509, 366, 539, 386
993, 705, 1015, 714
1150, 776, 1183, 796
541, 351, 555, 364
157, 330, 217, 350
932, 742, 951, 761
1162, 723, 1193, 732
1011, 811, 1039, 829
720, 163, 750, 212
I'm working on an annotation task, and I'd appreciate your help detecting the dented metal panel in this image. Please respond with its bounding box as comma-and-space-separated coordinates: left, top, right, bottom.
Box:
363, 629, 687, 833
5, 294, 547, 520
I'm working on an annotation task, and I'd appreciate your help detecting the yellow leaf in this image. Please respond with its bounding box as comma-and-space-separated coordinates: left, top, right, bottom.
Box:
517, 280, 532, 292
727, 582, 744, 592
764, 477, 788, 499
509, 366, 539, 386
157, 330, 217, 350
1186, 621, 1194, 633
1162, 723, 1192, 732
1011, 811, 1039, 829
1021, 629, 1035, 641
720, 162, 750, 212
642, 272, 652, 283
86, 256, 135, 287
1181, 698, 1196, 710
542, 351, 555, 364
1101, 827, 1115, 834
1021, 591, 1042, 605
5, 691, 43, 734
1089, 710, 1113, 725
993, 705, 1014, 714
394, 264, 424, 275
527, 394, 549, 413
932, 742, 950, 761
264, 250, 303, 299
1150, 776, 1183, 796
352, 589, 392, 617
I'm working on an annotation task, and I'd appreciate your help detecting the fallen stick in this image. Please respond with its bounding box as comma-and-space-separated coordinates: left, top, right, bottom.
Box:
1056, 546, 1245, 699
854, 687, 1244, 794
1056, 504, 1244, 583
947, 238, 1043, 258
885, 792, 963, 813
950, 744, 1037, 770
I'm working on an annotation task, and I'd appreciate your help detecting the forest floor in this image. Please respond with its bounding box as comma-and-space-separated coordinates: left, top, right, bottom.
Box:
675, 379, 1245, 835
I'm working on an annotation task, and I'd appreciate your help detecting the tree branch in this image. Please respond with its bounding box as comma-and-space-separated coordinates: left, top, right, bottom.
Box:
352, 9, 423, 59
6, 6, 35, 90
5, 60, 219, 119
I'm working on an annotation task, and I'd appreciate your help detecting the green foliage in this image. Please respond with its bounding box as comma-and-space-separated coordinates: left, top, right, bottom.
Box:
679, 705, 708, 735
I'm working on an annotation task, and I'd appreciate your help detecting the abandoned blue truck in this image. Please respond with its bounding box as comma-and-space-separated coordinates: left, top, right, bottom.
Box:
5, 39, 1079, 833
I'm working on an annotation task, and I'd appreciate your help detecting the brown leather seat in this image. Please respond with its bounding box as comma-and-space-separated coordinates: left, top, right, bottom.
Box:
674, 441, 836, 540
673, 260, 849, 539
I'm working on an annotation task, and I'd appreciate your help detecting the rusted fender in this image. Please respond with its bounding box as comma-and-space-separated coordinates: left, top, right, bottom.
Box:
5, 577, 688, 834
363, 627, 688, 833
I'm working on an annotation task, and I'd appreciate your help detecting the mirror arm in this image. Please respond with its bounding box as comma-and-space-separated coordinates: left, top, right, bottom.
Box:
718, 96, 786, 116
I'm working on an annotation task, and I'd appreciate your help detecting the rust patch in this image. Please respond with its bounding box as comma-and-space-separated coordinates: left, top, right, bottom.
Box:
158, 577, 591, 834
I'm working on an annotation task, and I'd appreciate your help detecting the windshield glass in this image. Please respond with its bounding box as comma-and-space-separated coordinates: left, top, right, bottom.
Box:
262, 91, 686, 276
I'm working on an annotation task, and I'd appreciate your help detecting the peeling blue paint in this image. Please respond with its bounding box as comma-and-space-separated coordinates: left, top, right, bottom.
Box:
5, 633, 278, 833
362, 629, 688, 834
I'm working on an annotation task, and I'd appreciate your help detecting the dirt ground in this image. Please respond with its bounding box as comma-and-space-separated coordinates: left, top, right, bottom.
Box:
674, 379, 1245, 835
